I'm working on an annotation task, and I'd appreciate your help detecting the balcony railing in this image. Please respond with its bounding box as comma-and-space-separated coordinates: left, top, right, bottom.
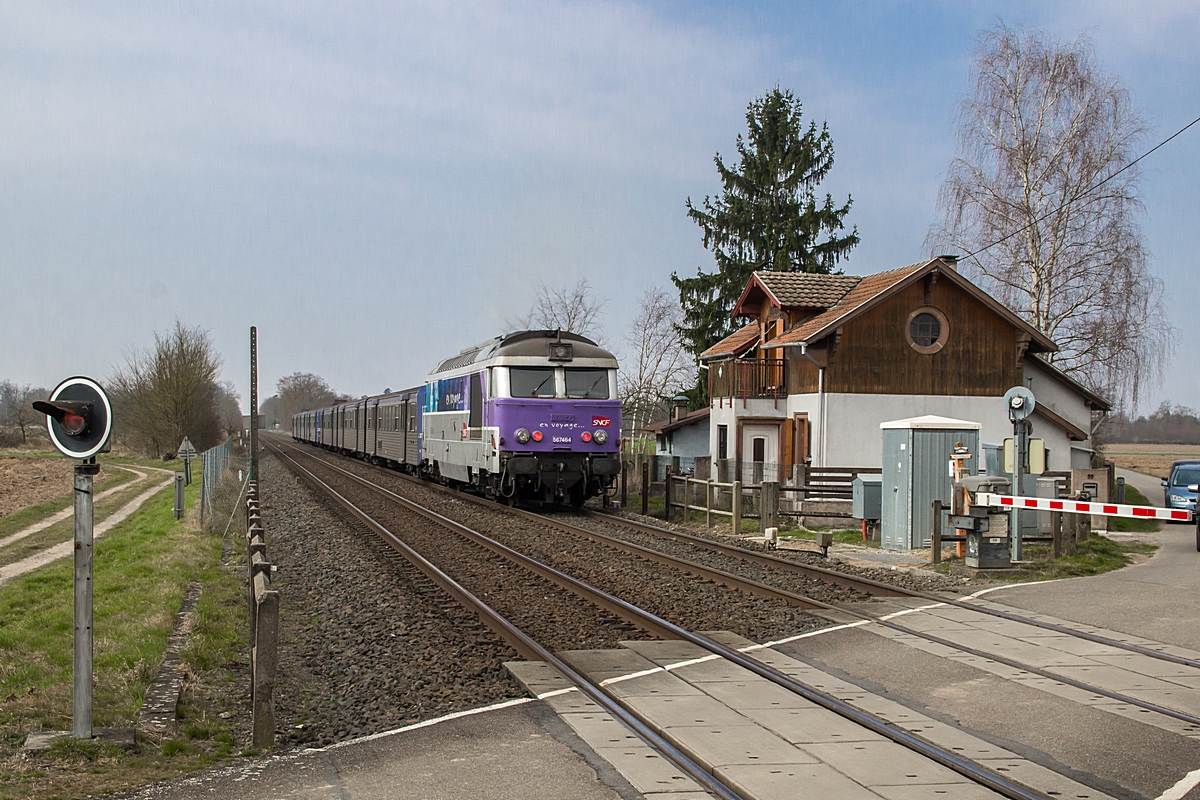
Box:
708, 357, 786, 404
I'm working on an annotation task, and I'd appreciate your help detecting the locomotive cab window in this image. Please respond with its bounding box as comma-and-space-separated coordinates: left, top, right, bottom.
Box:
565, 369, 610, 399
510, 367, 556, 398
906, 307, 949, 354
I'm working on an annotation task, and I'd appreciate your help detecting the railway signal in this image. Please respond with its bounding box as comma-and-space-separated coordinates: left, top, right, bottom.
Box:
30, 376, 114, 741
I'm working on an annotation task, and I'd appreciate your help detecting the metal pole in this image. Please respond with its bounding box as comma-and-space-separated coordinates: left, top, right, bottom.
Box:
641, 460, 649, 517
931, 499, 943, 565
1012, 419, 1026, 562
250, 326, 259, 483
73, 460, 98, 739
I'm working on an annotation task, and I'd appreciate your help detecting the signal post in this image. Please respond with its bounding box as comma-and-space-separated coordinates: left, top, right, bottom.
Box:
32, 377, 113, 740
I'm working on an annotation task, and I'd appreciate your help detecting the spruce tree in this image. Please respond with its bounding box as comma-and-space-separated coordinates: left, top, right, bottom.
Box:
673, 88, 859, 358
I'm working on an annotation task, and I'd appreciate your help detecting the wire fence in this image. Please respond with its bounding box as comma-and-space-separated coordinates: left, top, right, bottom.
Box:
199, 436, 252, 539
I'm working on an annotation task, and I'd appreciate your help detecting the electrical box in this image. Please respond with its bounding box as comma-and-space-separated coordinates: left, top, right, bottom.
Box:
852, 474, 882, 521
967, 513, 1011, 569
880, 416, 982, 551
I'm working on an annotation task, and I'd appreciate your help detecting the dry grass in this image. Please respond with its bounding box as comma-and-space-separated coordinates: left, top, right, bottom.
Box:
1102, 443, 1200, 478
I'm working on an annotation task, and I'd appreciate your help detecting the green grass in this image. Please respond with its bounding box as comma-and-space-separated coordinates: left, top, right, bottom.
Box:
1015, 536, 1157, 579
0, 468, 250, 800
1109, 485, 1160, 533
0, 474, 167, 568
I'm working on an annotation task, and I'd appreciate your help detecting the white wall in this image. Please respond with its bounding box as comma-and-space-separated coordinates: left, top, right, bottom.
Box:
795, 393, 1009, 468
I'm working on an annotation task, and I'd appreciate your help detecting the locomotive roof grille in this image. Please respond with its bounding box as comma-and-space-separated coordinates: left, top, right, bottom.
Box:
432, 330, 608, 374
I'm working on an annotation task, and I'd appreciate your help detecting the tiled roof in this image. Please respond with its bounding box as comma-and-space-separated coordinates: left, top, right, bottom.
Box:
754, 271, 862, 309
769, 263, 927, 346
699, 322, 760, 360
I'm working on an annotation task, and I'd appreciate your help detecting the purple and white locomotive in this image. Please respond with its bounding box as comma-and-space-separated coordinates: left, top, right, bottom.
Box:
292, 330, 622, 507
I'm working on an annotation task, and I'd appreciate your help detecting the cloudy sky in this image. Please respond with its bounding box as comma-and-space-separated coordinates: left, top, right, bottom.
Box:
3, 2, 1198, 415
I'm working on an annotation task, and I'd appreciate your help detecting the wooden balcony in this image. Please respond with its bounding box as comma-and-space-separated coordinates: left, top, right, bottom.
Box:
708, 357, 786, 404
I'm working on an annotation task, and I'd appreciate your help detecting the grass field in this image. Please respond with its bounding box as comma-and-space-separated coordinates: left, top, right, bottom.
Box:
1103, 443, 1200, 478
0, 472, 248, 800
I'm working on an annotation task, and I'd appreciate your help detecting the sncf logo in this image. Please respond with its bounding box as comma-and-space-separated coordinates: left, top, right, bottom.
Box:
592, 416, 611, 427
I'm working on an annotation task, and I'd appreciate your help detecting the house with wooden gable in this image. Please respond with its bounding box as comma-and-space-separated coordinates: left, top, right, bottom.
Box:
699, 256, 1110, 481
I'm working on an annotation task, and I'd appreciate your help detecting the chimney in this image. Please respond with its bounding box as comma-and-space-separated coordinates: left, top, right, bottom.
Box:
672, 395, 689, 422
936, 254, 959, 272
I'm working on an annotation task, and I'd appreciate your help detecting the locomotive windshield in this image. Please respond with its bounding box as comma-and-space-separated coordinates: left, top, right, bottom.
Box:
510, 367, 556, 398
565, 369, 610, 399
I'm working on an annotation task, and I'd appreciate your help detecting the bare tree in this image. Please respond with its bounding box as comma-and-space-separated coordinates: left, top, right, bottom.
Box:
0, 381, 47, 445
109, 321, 225, 456
275, 372, 341, 422
618, 287, 695, 441
216, 381, 244, 437
515, 278, 608, 342
926, 23, 1172, 412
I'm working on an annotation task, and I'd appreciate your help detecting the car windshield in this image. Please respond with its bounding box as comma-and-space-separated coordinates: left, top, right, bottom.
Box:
510, 368, 556, 398
1172, 467, 1200, 487
565, 369, 609, 399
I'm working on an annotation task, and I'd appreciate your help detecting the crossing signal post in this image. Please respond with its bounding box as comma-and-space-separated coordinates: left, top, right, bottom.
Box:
32, 377, 113, 740
1003, 386, 1036, 563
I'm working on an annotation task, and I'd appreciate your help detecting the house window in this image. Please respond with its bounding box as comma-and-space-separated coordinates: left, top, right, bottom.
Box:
906, 307, 949, 354
718, 425, 728, 460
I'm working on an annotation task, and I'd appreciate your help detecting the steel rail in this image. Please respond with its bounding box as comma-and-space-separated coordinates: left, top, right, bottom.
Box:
269, 442, 742, 800
273, 440, 1052, 800
588, 510, 1200, 671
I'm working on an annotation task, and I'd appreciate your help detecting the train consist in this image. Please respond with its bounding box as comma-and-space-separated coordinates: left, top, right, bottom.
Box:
292, 330, 622, 507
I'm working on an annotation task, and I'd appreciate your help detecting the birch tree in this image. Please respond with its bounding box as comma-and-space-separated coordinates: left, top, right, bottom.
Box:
619, 287, 694, 443
927, 24, 1171, 411
515, 278, 608, 343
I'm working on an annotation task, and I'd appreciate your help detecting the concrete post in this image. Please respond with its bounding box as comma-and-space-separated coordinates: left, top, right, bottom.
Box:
174, 472, 185, 520
1062, 512, 1078, 557
620, 458, 627, 508
250, 326, 259, 483
251, 573, 278, 750
732, 480, 742, 537
761, 481, 779, 533
73, 461, 98, 740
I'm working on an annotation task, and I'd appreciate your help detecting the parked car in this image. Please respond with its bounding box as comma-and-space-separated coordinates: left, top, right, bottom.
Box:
1161, 459, 1200, 514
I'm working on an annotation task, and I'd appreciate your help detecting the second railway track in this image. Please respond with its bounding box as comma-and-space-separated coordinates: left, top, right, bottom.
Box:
269, 438, 1064, 800
276, 438, 1200, 735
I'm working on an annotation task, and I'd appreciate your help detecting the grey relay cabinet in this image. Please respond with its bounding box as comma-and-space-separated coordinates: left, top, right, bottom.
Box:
880, 415, 981, 551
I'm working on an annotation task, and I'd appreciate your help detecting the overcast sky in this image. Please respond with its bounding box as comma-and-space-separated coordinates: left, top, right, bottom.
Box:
3, 2, 1197, 416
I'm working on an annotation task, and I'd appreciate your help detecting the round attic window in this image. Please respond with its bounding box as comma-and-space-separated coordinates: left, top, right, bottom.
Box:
906, 307, 949, 354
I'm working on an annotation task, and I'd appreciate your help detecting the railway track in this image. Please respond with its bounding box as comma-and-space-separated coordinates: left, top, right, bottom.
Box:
275, 439, 1200, 734
268, 438, 1126, 799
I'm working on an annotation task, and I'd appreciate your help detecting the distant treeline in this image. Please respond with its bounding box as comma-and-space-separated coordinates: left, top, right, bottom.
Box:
1101, 402, 1200, 445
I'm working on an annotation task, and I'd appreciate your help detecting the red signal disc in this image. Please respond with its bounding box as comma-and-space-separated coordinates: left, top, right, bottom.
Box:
62, 412, 87, 435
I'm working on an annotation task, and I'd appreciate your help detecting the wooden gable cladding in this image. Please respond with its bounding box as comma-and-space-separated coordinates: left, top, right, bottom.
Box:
786, 276, 1023, 396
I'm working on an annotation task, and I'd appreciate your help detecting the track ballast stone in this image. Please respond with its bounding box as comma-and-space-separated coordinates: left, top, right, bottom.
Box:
260, 455, 523, 749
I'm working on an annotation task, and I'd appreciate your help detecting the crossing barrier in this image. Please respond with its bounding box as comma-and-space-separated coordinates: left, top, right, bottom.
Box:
975, 493, 1193, 523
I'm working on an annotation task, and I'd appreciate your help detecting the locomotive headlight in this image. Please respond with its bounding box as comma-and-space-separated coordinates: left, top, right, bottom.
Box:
515, 428, 531, 444
593, 429, 607, 444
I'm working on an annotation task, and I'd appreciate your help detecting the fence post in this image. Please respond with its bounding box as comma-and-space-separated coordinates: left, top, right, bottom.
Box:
620, 458, 627, 509
761, 481, 779, 532
665, 475, 673, 522
732, 480, 742, 537
641, 461, 649, 517
705, 480, 712, 530
931, 499, 943, 565
1050, 510, 1062, 558
251, 575, 278, 750
1063, 512, 1078, 557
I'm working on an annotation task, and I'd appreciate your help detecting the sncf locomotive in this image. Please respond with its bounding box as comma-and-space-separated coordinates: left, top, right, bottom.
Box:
291, 330, 622, 507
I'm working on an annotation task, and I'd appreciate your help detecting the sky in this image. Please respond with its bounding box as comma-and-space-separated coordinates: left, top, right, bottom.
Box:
2, 2, 1198, 417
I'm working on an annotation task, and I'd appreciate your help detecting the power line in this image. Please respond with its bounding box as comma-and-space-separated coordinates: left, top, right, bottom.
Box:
962, 112, 1200, 261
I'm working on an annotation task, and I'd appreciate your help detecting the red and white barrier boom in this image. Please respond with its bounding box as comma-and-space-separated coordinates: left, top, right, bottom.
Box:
975, 493, 1194, 523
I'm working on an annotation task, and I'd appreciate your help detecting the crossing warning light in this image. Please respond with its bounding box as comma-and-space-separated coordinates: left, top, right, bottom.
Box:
32, 377, 113, 459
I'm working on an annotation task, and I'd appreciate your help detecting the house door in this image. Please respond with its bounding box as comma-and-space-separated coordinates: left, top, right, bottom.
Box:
741, 424, 778, 484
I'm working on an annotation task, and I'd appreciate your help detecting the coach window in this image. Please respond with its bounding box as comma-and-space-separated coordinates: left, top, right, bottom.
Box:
565, 369, 610, 399
510, 367, 556, 398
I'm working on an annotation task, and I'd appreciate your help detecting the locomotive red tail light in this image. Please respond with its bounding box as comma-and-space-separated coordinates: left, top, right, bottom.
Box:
581, 432, 592, 443
531, 430, 543, 442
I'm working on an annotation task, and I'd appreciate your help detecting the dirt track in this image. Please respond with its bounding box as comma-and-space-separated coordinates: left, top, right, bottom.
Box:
0, 455, 115, 519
